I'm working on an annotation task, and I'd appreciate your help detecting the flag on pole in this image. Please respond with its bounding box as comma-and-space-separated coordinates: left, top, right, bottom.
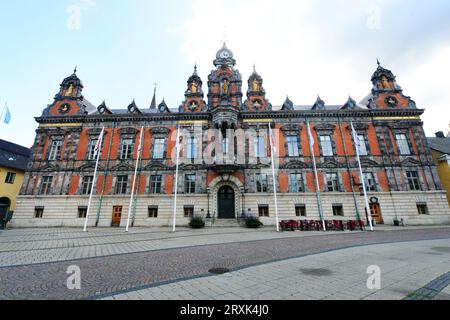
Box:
94, 128, 105, 158
4, 106, 11, 124
307, 122, 315, 148
351, 124, 362, 154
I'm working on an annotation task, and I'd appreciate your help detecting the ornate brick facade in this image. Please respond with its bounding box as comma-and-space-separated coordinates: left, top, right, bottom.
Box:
12, 45, 450, 228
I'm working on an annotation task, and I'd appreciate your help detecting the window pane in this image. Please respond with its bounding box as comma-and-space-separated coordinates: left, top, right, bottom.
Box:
286, 136, 299, 157
187, 137, 197, 159
185, 174, 196, 193
358, 135, 368, 156
82, 176, 94, 195
320, 136, 333, 156
87, 139, 98, 160
153, 138, 165, 159
396, 134, 411, 155
407, 171, 420, 190
256, 174, 268, 192
326, 173, 339, 192
254, 136, 266, 158
290, 173, 304, 192
150, 175, 162, 194
48, 141, 62, 160
363, 172, 376, 191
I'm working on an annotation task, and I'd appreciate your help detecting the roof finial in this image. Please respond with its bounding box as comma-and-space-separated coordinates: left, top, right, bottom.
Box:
377, 59, 381, 67
253, 63, 256, 73
74, 65, 77, 74
193, 63, 198, 75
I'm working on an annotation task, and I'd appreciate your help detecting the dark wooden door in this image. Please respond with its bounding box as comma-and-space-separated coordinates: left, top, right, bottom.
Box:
218, 186, 235, 219
112, 206, 122, 227
370, 203, 383, 224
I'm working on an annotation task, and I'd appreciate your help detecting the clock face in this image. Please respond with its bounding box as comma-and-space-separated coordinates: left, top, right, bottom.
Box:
59, 104, 71, 114
159, 105, 165, 112
99, 107, 105, 114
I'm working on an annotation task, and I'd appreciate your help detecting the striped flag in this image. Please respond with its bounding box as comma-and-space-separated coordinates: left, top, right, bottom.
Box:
93, 128, 105, 158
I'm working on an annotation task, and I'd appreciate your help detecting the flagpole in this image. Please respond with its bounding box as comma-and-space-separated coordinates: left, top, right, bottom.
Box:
0, 102, 6, 122
172, 124, 181, 233
126, 126, 144, 232
83, 127, 104, 232
268, 124, 280, 232
351, 122, 374, 232
307, 121, 326, 231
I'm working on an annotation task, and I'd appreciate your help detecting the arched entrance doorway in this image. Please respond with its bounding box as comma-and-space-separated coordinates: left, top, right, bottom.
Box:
218, 186, 235, 219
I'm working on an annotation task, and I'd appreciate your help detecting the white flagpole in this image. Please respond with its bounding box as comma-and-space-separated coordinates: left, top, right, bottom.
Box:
172, 125, 180, 232
351, 122, 374, 232
126, 126, 144, 232
307, 121, 326, 231
0, 102, 6, 123
268, 124, 280, 232
83, 127, 105, 232
172, 124, 181, 233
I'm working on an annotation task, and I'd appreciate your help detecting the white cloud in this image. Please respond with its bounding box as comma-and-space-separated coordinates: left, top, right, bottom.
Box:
175, 0, 450, 135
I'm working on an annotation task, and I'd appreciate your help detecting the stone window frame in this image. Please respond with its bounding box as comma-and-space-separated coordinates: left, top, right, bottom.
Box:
255, 173, 268, 193
332, 204, 345, 216
47, 139, 64, 161
405, 170, 422, 191
281, 125, 302, 158
325, 172, 340, 192
118, 128, 138, 161
289, 172, 305, 193
39, 176, 54, 195
314, 123, 337, 157
184, 205, 195, 218
362, 171, 378, 192
391, 126, 413, 156
149, 174, 164, 194
349, 123, 371, 157
80, 175, 94, 195
115, 174, 129, 194
85, 128, 104, 161
295, 204, 307, 217
150, 127, 170, 161
258, 204, 270, 217
184, 173, 196, 194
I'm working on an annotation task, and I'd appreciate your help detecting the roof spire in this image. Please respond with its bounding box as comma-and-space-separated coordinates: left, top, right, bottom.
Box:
150, 83, 157, 109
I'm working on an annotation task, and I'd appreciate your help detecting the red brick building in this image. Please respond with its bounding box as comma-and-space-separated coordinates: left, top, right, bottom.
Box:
12, 45, 450, 227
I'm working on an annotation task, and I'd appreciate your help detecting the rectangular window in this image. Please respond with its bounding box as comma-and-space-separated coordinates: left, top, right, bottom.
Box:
150, 175, 162, 194
78, 206, 88, 218
34, 207, 44, 218
115, 175, 128, 194
286, 135, 300, 157
326, 173, 339, 192
222, 136, 229, 155
40, 176, 53, 195
120, 139, 134, 160
289, 173, 304, 193
48, 140, 63, 161
184, 205, 194, 218
295, 204, 306, 217
396, 134, 411, 155
416, 203, 429, 215
87, 139, 98, 160
148, 206, 158, 218
256, 173, 268, 193
363, 172, 377, 191
320, 135, 333, 156
254, 136, 266, 158
81, 176, 94, 195
153, 138, 165, 159
5, 172, 16, 184
258, 205, 269, 217
187, 137, 197, 160
185, 174, 196, 193
332, 204, 344, 216
406, 171, 421, 191
358, 134, 368, 156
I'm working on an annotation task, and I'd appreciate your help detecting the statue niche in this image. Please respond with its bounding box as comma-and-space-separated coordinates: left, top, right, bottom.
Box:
65, 84, 75, 97
380, 75, 391, 90
252, 79, 261, 92
221, 79, 229, 95
190, 81, 199, 94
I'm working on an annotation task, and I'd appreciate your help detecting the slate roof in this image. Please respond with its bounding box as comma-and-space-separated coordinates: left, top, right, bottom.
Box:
427, 137, 450, 155
0, 140, 31, 171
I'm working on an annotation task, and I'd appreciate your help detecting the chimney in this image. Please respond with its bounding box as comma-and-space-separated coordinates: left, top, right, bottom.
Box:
435, 131, 445, 138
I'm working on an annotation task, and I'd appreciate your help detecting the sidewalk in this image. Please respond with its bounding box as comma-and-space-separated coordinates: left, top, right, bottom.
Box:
101, 238, 450, 300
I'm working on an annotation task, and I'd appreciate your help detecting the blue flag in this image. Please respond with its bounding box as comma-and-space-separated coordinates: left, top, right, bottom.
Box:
4, 106, 11, 124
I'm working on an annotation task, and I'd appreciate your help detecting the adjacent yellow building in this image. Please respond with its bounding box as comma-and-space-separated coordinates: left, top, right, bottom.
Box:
0, 140, 31, 221
428, 133, 450, 207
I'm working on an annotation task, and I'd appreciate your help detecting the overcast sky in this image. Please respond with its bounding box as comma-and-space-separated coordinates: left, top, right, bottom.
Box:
0, 0, 449, 147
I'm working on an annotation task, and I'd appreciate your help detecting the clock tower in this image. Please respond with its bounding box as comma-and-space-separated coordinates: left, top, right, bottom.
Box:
207, 43, 243, 110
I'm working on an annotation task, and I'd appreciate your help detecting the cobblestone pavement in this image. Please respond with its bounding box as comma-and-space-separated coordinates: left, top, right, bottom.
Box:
102, 239, 450, 301
0, 227, 449, 300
